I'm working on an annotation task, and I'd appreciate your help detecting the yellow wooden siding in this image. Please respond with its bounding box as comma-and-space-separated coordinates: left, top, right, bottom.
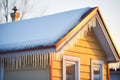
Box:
80, 72, 90, 79
52, 77, 61, 80
51, 31, 108, 80
51, 60, 62, 80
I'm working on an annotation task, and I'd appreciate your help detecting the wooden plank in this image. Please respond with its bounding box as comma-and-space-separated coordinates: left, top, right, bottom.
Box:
52, 77, 61, 80
104, 74, 107, 80
65, 51, 106, 60
87, 30, 95, 36
65, 45, 106, 57
81, 35, 98, 43
80, 65, 90, 73
104, 66, 107, 75
52, 69, 62, 77
80, 72, 90, 79
80, 79, 90, 80
52, 61, 62, 69
75, 39, 103, 50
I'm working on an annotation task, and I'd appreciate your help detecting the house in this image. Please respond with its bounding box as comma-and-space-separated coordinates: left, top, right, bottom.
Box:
0, 7, 120, 80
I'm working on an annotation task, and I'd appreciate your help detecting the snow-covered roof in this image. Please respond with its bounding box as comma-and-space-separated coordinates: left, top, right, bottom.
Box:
0, 7, 91, 52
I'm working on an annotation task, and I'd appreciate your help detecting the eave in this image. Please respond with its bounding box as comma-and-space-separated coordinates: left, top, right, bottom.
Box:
96, 7, 120, 62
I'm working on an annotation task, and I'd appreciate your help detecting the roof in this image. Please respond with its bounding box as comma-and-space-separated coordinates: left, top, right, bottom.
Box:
0, 7, 90, 52
0, 7, 119, 62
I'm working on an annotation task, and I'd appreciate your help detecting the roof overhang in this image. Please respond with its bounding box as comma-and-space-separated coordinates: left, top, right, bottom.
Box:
94, 8, 120, 62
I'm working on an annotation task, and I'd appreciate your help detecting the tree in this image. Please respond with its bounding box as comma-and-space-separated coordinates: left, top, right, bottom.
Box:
0, 0, 49, 23
0, 0, 34, 23
17, 0, 34, 20
0, 0, 16, 23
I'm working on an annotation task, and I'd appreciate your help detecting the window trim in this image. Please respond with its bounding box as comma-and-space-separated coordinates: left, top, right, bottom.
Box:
91, 59, 104, 80
63, 55, 80, 80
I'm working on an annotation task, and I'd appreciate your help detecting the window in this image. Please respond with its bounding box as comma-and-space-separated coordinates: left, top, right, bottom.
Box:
91, 59, 104, 80
63, 56, 80, 80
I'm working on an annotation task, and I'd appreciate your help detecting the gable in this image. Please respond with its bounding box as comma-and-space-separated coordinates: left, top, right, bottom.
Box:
93, 12, 120, 62
55, 7, 120, 62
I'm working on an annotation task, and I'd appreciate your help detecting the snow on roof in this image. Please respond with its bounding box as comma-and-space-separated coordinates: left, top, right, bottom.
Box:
0, 7, 91, 52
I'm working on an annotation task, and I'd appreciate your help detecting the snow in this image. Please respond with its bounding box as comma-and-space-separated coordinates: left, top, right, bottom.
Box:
0, 7, 91, 52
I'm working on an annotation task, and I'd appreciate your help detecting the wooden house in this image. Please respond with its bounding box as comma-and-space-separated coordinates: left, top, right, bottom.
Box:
0, 7, 120, 80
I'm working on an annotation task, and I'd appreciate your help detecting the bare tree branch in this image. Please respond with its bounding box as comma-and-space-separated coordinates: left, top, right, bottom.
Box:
0, 0, 48, 23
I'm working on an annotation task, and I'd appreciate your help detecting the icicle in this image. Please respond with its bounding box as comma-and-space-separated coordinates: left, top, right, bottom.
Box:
12, 57, 15, 70
43, 54, 46, 68
42, 54, 44, 68
7, 58, 9, 69
10, 57, 12, 69
89, 20, 93, 28
80, 31, 84, 39
15, 57, 18, 70
34, 55, 36, 67
46, 53, 49, 66
56, 51, 59, 60
30, 55, 32, 66
46, 54, 48, 67
39, 54, 41, 67
25, 55, 27, 67
52, 52, 54, 60
32, 55, 34, 67
5, 58, 7, 69
35, 54, 37, 68
27, 55, 30, 66
18, 56, 20, 68
23, 56, 25, 68
36, 54, 39, 67
92, 18, 96, 27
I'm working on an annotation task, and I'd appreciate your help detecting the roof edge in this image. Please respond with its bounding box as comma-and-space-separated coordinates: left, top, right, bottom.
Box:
96, 7, 120, 61
0, 45, 56, 54
55, 7, 97, 49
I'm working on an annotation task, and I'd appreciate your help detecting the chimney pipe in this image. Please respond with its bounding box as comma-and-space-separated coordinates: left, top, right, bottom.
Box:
11, 6, 20, 21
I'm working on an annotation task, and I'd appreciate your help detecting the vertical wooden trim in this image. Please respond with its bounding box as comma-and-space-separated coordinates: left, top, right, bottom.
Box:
91, 59, 104, 80
107, 63, 110, 80
63, 55, 80, 80
63, 56, 66, 80
0, 63, 4, 80
90, 59, 93, 80
49, 54, 52, 80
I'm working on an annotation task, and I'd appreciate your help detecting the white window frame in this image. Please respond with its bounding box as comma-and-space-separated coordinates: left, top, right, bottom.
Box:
63, 55, 80, 80
91, 59, 104, 80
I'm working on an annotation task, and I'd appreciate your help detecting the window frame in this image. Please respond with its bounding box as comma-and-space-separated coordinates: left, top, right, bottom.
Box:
63, 55, 80, 80
91, 59, 104, 80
